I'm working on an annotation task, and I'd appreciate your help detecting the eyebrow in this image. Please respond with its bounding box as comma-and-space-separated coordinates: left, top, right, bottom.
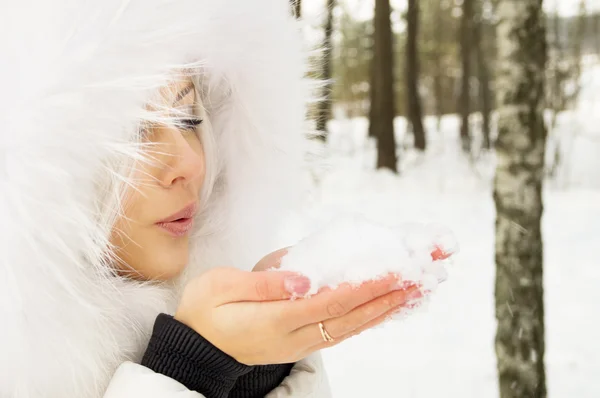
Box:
172, 84, 194, 106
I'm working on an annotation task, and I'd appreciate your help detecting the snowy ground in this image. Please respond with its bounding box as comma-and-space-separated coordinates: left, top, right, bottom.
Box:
304, 113, 600, 397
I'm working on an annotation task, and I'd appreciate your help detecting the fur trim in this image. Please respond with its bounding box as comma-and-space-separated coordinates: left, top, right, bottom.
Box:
0, 1, 310, 396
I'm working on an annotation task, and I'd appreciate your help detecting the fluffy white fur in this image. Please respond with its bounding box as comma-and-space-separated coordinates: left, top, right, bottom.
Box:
0, 1, 311, 396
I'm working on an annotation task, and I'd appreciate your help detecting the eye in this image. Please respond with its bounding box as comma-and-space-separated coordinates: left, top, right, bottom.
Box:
178, 117, 203, 131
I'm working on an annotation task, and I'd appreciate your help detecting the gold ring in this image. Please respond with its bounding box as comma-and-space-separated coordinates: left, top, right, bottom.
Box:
318, 322, 335, 343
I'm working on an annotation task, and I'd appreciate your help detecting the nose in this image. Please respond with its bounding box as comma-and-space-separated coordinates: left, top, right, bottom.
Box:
158, 131, 205, 190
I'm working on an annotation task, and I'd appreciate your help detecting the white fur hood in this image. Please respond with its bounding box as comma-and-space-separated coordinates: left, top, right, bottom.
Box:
0, 1, 310, 396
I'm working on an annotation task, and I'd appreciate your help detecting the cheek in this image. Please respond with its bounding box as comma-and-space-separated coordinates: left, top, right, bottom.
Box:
120, 158, 161, 226
110, 184, 190, 280
109, 174, 152, 267
108, 190, 143, 266
189, 135, 207, 185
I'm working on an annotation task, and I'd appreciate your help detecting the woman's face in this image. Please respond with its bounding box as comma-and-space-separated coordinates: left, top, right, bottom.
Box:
110, 78, 206, 280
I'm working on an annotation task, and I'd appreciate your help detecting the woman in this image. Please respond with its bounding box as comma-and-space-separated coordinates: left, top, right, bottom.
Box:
0, 1, 421, 397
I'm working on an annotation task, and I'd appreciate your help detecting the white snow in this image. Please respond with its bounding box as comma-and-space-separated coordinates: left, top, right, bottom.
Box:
294, 105, 600, 396
278, 214, 457, 296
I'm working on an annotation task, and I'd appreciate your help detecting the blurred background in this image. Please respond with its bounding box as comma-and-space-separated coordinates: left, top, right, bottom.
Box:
290, 0, 600, 397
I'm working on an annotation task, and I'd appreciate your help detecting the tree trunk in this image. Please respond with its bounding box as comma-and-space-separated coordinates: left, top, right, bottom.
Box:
494, 1, 548, 397
372, 0, 397, 171
315, 0, 335, 140
474, 15, 492, 150
433, 0, 444, 132
405, 0, 426, 151
290, 0, 301, 18
594, 13, 600, 55
549, 5, 563, 129
459, 0, 474, 153
368, 42, 378, 138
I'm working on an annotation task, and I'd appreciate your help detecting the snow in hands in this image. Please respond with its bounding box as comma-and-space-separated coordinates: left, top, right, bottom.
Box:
278, 214, 458, 315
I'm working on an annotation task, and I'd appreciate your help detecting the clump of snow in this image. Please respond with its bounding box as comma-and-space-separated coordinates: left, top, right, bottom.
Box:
278, 213, 458, 298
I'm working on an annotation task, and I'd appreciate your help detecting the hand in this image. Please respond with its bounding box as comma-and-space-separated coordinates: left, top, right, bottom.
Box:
175, 250, 422, 366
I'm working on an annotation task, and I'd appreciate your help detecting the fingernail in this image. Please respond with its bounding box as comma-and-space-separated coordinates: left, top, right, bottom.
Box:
284, 275, 311, 295
406, 289, 423, 300
272, 248, 289, 268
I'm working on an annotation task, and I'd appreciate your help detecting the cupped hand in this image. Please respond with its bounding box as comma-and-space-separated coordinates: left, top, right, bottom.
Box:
175, 249, 422, 366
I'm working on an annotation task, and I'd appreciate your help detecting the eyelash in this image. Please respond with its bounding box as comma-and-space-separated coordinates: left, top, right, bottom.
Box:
179, 118, 203, 131
137, 118, 202, 139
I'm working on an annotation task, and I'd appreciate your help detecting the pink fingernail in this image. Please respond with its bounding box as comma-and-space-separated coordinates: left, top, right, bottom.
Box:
284, 275, 311, 295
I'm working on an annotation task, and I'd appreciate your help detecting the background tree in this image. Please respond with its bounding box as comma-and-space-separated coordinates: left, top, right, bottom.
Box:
333, 13, 371, 117
368, 32, 378, 138
329, 1, 598, 124
459, 0, 474, 153
494, 0, 548, 397
316, 0, 336, 140
594, 7, 600, 54
432, 0, 445, 131
474, 0, 493, 150
372, 0, 397, 171
405, 0, 427, 150
291, 0, 301, 18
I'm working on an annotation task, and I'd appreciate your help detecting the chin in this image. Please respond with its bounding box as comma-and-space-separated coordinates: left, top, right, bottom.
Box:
158, 257, 188, 281
143, 244, 189, 281
144, 261, 187, 281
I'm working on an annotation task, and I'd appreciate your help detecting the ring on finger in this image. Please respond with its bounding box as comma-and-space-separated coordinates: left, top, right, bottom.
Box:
318, 322, 335, 343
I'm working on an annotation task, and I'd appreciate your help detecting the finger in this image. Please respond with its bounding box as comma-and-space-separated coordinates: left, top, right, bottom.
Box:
312, 307, 396, 352
291, 286, 421, 348
285, 273, 408, 328
311, 292, 428, 353
324, 286, 422, 338
253, 247, 290, 272
210, 267, 311, 303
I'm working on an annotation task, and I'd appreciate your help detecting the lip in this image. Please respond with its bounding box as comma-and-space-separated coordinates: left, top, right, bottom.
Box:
156, 202, 198, 237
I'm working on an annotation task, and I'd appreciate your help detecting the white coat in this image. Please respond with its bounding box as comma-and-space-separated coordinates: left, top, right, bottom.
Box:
0, 0, 330, 396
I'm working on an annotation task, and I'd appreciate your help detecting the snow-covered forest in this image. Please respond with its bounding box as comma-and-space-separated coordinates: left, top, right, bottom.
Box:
294, 0, 600, 396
